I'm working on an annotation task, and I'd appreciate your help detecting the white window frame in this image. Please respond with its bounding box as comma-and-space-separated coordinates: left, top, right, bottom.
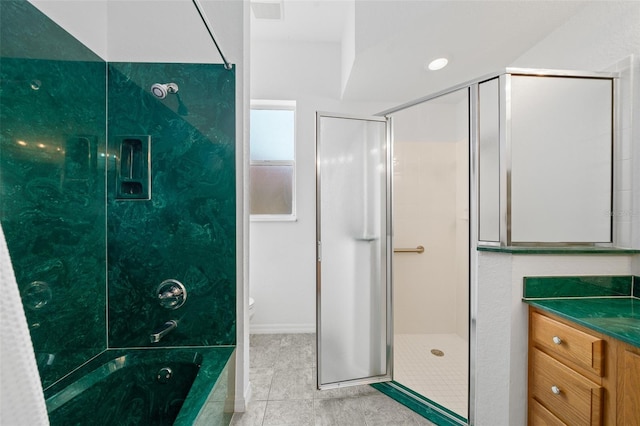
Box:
250, 100, 297, 222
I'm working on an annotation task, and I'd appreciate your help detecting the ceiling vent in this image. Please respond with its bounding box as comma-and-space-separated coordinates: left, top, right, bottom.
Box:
251, 0, 283, 20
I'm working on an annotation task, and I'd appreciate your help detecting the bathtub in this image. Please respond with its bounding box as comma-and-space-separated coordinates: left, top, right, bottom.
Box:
44, 347, 234, 426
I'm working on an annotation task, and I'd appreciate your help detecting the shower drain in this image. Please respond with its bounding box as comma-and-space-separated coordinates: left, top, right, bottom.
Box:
430, 349, 445, 357
157, 367, 173, 383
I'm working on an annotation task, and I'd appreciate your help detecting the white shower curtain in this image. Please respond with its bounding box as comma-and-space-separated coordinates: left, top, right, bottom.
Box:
0, 224, 49, 425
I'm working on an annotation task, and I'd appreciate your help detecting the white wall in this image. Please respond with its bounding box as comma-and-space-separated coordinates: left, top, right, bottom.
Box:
28, 0, 108, 59
107, 1, 240, 64
29, 0, 243, 64
250, 39, 392, 333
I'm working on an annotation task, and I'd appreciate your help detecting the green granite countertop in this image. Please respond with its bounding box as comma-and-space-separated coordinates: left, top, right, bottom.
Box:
523, 275, 640, 349
525, 297, 640, 349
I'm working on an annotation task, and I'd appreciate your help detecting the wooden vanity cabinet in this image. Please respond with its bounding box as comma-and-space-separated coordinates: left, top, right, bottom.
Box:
528, 307, 640, 426
616, 341, 640, 425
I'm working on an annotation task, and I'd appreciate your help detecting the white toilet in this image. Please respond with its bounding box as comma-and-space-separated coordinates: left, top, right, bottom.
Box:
249, 297, 255, 321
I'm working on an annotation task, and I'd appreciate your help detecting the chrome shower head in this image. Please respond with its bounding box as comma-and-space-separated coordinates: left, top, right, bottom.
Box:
150, 82, 179, 99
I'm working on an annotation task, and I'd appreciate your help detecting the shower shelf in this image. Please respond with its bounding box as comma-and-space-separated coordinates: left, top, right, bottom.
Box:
115, 135, 151, 200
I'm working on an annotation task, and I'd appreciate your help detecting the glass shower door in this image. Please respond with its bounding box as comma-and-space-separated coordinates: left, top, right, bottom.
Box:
316, 112, 391, 389
390, 88, 470, 421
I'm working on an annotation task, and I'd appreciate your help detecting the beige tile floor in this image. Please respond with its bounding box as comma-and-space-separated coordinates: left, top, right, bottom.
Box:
230, 333, 436, 426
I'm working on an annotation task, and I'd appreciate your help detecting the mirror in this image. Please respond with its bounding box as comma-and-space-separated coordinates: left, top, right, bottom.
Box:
477, 72, 614, 246
510, 75, 612, 243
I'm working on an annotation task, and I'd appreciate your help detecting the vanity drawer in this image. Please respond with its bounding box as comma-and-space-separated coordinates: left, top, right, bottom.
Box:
530, 349, 603, 426
531, 311, 604, 376
529, 398, 567, 426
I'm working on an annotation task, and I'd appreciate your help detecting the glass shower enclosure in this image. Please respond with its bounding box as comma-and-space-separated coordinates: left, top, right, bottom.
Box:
315, 68, 616, 426
315, 98, 471, 425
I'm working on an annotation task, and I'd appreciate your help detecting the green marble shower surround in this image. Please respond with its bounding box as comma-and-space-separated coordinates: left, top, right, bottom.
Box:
1, 2, 237, 404
107, 63, 236, 348
523, 275, 633, 299
0, 1, 107, 388
44, 347, 234, 426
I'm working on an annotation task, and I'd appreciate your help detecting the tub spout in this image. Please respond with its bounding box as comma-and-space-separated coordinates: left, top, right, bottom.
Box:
150, 320, 177, 343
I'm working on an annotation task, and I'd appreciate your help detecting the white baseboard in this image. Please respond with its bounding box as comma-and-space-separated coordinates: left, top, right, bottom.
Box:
249, 323, 315, 334
234, 382, 251, 412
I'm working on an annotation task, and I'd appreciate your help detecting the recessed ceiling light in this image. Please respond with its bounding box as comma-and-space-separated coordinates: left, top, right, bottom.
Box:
427, 58, 449, 71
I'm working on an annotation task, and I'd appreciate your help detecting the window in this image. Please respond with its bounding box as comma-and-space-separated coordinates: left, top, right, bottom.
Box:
250, 100, 296, 220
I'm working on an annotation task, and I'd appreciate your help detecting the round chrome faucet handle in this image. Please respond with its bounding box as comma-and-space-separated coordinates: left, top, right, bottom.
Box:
156, 279, 187, 310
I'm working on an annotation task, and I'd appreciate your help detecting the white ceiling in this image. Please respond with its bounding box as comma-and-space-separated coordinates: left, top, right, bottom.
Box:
251, 0, 588, 103
251, 0, 351, 43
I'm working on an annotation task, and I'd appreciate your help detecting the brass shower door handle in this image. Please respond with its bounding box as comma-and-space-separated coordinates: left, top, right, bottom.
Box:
393, 245, 424, 254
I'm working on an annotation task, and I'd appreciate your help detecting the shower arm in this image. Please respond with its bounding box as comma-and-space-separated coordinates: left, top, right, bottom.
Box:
192, 0, 233, 70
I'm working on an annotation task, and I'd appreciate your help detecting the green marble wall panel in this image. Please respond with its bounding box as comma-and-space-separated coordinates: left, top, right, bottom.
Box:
0, 1, 107, 388
523, 275, 633, 299
107, 63, 236, 347
1, 1, 237, 395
